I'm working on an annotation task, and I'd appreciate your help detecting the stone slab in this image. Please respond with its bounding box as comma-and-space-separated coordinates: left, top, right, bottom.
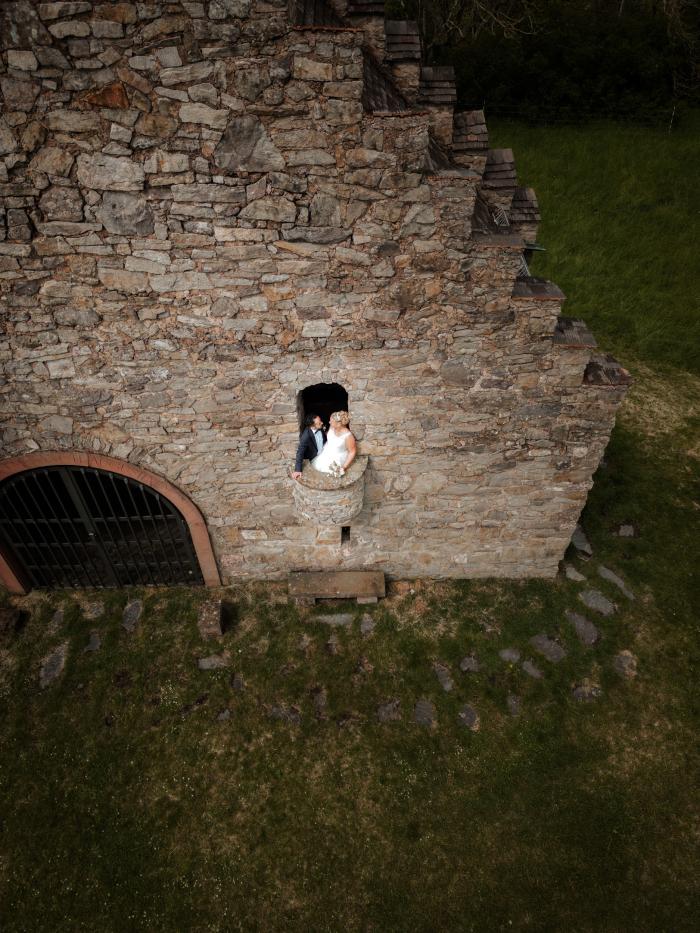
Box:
198, 599, 223, 639
597, 565, 635, 600
289, 571, 385, 600
565, 609, 600, 646
413, 698, 436, 728
458, 704, 480, 731
39, 642, 68, 688
579, 589, 616, 617
530, 634, 567, 663
314, 612, 354, 627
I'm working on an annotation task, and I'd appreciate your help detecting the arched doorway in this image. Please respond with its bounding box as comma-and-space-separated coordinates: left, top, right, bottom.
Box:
0, 453, 220, 593
298, 382, 348, 431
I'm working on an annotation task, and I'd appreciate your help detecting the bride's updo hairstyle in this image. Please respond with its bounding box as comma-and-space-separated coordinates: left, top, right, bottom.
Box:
330, 410, 350, 427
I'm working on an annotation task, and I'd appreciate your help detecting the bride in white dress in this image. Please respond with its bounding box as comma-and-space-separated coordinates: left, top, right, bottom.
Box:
311, 410, 357, 476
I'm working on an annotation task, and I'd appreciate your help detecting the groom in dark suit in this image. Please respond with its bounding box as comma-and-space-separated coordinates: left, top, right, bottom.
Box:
292, 413, 326, 480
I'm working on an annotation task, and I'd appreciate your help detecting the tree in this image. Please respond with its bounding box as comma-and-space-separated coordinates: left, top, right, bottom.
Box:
388, 0, 540, 61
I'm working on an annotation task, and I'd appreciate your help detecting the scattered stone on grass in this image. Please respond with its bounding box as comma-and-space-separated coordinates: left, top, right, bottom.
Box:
197, 599, 223, 639
458, 704, 480, 731
39, 642, 68, 688
180, 693, 209, 717
433, 661, 454, 691
613, 650, 638, 679
122, 599, 143, 633
0, 607, 20, 640
360, 613, 375, 636
268, 704, 301, 725
506, 694, 521, 717
579, 588, 616, 617
356, 655, 373, 675
336, 710, 361, 728
617, 524, 636, 537
499, 647, 521, 663
311, 685, 328, 719
571, 524, 593, 558
326, 633, 340, 655
197, 654, 229, 670
298, 633, 312, 654
315, 613, 353, 627
83, 601, 104, 620
597, 565, 635, 600
377, 698, 401, 722
460, 655, 480, 673
48, 608, 64, 633
572, 680, 602, 702
83, 631, 101, 653
217, 708, 231, 721
413, 698, 436, 728
230, 672, 245, 691
565, 610, 600, 646
563, 563, 586, 582
522, 659, 543, 679
530, 634, 567, 663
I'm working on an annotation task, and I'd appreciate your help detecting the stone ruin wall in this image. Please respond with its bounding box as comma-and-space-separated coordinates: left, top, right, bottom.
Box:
0, 0, 629, 582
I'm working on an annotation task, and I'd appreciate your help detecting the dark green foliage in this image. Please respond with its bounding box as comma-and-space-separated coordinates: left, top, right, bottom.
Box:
388, 0, 699, 120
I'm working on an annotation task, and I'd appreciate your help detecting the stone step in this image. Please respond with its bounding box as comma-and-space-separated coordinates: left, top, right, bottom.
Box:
289, 570, 385, 604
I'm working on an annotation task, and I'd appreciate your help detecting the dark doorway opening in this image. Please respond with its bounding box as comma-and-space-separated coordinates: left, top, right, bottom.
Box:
0, 466, 204, 589
298, 382, 348, 431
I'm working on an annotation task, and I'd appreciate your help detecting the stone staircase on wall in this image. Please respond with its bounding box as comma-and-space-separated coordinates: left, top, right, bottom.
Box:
292, 0, 629, 397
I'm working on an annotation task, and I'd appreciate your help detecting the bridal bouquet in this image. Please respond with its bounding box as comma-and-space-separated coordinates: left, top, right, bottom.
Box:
327, 460, 345, 478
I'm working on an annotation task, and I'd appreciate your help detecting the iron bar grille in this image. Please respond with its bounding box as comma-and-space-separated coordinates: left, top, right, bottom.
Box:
0, 466, 204, 589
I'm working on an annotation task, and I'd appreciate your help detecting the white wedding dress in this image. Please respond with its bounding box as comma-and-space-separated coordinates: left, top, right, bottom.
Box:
312, 429, 351, 474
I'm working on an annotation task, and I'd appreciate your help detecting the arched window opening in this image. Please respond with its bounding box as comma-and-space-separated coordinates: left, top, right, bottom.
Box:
297, 382, 348, 432
0, 465, 205, 590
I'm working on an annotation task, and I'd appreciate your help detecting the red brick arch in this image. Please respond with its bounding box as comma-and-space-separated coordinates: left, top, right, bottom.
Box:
0, 451, 221, 594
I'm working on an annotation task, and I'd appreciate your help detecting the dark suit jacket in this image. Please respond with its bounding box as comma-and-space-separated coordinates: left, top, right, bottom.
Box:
295, 426, 326, 472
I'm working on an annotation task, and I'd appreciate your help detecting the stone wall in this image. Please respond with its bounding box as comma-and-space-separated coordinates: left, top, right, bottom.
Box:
0, 0, 629, 584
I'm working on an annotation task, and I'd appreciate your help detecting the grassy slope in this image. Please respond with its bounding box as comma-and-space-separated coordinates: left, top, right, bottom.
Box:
1, 123, 699, 932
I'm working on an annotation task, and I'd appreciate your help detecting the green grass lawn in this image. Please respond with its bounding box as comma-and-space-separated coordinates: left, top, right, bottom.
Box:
1, 121, 699, 931
490, 114, 700, 374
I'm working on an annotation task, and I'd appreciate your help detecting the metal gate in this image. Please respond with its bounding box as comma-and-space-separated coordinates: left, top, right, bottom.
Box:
0, 466, 204, 589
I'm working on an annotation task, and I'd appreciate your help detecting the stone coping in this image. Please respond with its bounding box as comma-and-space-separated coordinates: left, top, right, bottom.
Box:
298, 455, 369, 491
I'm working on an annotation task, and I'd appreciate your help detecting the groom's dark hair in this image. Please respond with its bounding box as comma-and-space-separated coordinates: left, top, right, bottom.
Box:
304, 413, 320, 427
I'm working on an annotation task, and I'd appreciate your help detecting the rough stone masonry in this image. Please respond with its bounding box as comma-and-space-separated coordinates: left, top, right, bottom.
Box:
0, 0, 630, 584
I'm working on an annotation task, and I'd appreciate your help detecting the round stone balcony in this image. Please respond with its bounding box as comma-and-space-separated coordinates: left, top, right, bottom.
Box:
292, 456, 369, 525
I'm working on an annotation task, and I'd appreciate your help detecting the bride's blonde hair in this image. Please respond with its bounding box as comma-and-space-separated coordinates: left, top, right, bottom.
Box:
330, 410, 350, 427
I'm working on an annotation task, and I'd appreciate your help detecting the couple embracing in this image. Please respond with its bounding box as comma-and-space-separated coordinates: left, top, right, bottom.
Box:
291, 411, 357, 480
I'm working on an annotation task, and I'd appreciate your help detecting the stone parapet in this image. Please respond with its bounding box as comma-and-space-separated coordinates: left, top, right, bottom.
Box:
293, 456, 368, 524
